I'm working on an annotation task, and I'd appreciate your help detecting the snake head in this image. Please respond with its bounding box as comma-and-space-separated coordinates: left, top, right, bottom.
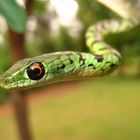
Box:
0, 57, 48, 90
0, 52, 76, 90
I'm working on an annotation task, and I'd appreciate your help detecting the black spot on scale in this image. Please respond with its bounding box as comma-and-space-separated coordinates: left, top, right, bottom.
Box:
88, 64, 94, 67
77, 53, 83, 62
80, 59, 86, 67
95, 54, 104, 62
110, 64, 116, 68
77, 52, 86, 67
57, 64, 65, 70
88, 64, 96, 69
69, 58, 73, 64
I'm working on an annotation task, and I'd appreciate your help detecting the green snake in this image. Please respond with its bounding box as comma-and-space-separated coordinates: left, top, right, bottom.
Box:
0, 0, 139, 90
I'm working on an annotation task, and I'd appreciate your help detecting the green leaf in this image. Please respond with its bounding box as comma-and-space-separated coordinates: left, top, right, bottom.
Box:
0, 0, 27, 33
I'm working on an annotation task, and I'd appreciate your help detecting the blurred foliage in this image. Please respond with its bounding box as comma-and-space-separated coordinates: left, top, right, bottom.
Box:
0, 0, 27, 33
0, 0, 27, 102
77, 0, 140, 77
26, 0, 140, 61
33, 0, 46, 15
26, 1, 82, 56
77, 0, 115, 27
0, 0, 140, 102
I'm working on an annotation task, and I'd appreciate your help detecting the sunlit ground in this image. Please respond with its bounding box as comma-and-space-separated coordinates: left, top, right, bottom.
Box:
0, 76, 140, 140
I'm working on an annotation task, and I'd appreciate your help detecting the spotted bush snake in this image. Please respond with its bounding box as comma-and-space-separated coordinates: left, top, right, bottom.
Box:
0, 0, 139, 90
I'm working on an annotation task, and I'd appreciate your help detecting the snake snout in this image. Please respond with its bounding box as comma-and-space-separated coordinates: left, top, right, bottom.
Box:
4, 78, 10, 85
0, 76, 11, 89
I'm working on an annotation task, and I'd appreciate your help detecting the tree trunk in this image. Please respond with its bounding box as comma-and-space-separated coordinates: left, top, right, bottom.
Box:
7, 0, 34, 140
8, 30, 33, 140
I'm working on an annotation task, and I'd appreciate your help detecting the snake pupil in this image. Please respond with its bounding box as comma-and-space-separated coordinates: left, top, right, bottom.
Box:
32, 68, 40, 75
27, 62, 45, 80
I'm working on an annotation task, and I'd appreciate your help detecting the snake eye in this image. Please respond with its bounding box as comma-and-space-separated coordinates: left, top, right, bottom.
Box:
27, 62, 45, 80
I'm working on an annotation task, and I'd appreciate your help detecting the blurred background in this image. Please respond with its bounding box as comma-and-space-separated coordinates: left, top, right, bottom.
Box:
0, 0, 140, 140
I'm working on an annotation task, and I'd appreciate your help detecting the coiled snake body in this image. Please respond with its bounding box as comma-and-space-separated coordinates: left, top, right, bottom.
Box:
0, 0, 139, 90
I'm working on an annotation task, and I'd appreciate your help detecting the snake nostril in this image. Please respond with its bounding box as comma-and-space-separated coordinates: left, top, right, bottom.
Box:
4, 79, 10, 85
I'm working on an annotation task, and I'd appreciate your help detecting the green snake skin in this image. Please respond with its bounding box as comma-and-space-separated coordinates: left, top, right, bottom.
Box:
0, 1, 139, 90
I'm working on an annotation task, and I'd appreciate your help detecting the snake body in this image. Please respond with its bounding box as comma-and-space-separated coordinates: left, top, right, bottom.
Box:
0, 1, 139, 90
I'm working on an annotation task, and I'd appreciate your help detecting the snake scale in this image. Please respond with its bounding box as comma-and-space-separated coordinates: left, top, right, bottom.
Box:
0, 0, 139, 90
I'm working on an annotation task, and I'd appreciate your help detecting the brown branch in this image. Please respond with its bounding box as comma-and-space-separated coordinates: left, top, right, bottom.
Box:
8, 0, 35, 140
8, 30, 32, 140
8, 30, 26, 62
25, 0, 35, 16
